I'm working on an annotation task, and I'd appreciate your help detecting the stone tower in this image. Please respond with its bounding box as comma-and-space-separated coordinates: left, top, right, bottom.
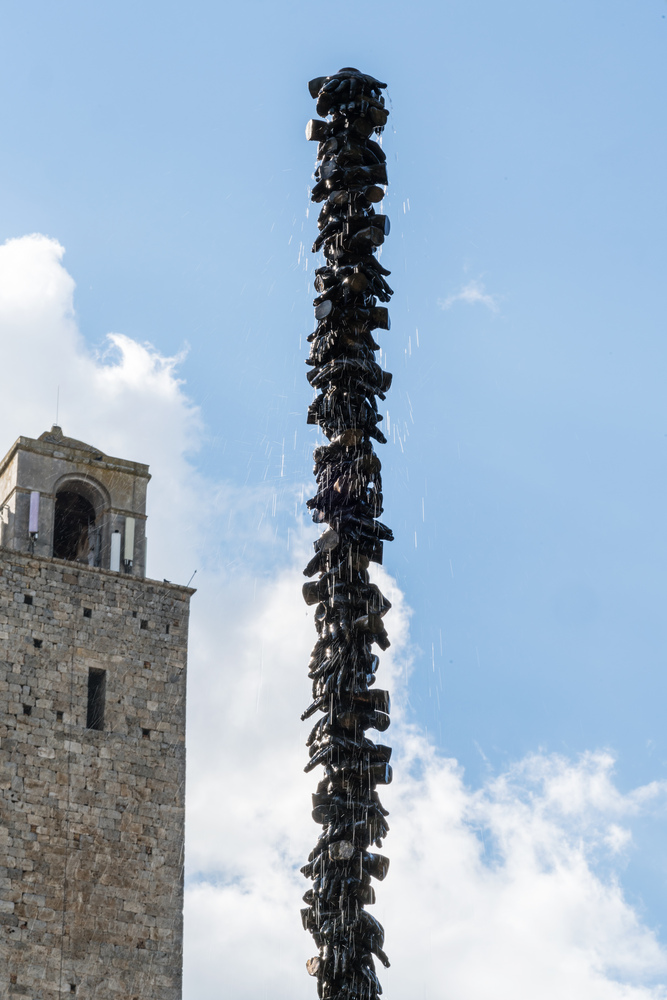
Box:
0, 426, 193, 999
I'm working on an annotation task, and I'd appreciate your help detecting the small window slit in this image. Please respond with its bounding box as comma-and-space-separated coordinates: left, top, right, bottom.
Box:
86, 669, 106, 731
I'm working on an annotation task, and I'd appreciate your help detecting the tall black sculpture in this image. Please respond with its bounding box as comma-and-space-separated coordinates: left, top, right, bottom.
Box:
301, 68, 394, 1000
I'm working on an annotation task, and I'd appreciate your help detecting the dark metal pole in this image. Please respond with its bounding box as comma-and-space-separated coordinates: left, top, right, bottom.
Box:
301, 68, 394, 1000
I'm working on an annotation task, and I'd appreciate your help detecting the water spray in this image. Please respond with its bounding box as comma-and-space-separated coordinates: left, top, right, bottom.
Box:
301, 68, 394, 1000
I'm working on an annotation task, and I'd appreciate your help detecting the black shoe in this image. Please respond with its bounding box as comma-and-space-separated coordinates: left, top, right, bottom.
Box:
308, 77, 327, 98
306, 118, 331, 142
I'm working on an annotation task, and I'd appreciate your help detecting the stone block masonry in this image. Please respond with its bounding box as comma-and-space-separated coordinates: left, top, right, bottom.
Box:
0, 547, 193, 999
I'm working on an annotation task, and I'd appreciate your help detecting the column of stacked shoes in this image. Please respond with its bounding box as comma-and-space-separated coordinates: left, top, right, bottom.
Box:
301, 67, 394, 1000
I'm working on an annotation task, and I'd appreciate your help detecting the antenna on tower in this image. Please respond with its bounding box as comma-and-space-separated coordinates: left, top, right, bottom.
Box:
55, 386, 60, 427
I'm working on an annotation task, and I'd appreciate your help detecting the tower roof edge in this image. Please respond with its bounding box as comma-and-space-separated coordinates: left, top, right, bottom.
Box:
0, 427, 151, 481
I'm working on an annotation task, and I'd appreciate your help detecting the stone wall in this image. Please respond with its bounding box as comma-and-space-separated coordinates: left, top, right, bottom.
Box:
0, 548, 192, 999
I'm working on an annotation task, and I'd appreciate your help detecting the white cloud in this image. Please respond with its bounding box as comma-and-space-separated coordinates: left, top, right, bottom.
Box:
439, 279, 500, 313
183, 563, 667, 1000
2, 234, 667, 999
0, 233, 202, 583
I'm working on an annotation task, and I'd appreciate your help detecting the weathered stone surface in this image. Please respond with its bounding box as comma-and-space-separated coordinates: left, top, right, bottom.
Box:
0, 548, 192, 999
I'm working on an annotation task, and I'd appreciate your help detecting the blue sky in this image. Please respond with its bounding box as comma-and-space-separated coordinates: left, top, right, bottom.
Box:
1, 1, 667, 995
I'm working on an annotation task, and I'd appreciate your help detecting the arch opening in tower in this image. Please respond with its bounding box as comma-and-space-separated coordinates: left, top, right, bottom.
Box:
53, 490, 98, 565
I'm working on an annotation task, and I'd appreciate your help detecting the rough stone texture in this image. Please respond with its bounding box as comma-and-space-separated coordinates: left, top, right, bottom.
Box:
0, 547, 193, 999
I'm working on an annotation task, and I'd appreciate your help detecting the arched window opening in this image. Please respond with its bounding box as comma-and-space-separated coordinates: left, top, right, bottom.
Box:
53, 491, 99, 565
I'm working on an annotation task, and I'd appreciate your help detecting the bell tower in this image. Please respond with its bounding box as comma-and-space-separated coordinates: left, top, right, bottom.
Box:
0, 424, 149, 575
0, 428, 193, 999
